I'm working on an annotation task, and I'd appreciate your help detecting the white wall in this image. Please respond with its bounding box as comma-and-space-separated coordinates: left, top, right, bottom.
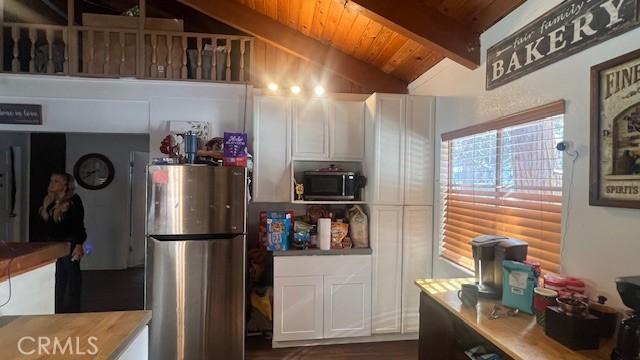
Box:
0, 75, 252, 159
409, 1, 640, 307
66, 133, 148, 270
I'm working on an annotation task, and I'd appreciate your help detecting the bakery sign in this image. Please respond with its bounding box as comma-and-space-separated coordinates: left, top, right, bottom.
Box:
486, 0, 640, 90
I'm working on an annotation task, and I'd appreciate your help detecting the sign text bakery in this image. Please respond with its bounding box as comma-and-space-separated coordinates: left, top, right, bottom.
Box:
486, 0, 640, 90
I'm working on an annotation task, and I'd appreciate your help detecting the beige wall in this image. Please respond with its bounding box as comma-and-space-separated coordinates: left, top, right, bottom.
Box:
410, 0, 640, 307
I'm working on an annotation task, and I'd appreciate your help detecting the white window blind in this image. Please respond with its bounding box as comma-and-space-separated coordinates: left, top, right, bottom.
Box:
440, 104, 564, 273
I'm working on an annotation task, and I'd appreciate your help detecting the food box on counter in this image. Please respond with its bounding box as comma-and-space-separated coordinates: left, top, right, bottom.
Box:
260, 211, 294, 251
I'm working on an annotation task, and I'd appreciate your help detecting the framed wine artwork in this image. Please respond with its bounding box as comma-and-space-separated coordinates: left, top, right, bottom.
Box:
590, 49, 640, 209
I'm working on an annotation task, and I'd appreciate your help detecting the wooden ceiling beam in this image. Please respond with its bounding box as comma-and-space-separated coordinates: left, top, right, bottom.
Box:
179, 0, 408, 93
347, 0, 480, 70
470, 0, 527, 33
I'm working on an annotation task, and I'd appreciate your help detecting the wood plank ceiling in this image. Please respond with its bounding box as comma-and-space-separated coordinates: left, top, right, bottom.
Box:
234, 0, 524, 84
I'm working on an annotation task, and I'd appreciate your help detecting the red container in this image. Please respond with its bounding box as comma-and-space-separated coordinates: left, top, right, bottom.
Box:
544, 275, 568, 288
566, 278, 586, 293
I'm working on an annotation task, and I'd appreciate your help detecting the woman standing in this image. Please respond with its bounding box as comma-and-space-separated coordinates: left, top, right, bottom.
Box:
39, 172, 87, 313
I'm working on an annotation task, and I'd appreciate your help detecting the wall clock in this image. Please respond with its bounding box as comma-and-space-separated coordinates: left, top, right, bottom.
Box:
73, 153, 115, 190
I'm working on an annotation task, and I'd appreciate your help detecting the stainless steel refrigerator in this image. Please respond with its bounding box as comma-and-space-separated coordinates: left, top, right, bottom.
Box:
145, 165, 246, 360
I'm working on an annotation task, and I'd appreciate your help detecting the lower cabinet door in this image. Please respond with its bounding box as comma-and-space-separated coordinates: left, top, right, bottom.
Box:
273, 276, 324, 341
370, 206, 404, 334
402, 206, 433, 333
323, 275, 372, 339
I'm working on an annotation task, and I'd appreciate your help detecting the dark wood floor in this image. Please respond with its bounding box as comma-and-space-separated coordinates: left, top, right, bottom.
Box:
246, 337, 418, 359
81, 268, 418, 359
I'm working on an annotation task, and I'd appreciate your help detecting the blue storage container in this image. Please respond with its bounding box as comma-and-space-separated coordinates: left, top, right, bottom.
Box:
502, 260, 537, 314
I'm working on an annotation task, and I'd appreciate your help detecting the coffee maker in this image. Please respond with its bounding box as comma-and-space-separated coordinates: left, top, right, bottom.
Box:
612, 276, 640, 360
471, 235, 528, 298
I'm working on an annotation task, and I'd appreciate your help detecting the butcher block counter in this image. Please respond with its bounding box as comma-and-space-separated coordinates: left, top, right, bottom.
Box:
0, 242, 69, 282
415, 278, 614, 360
0, 310, 151, 359
0, 242, 69, 316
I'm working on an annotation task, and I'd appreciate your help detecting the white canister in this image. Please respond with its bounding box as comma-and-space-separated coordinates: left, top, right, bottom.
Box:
317, 218, 332, 250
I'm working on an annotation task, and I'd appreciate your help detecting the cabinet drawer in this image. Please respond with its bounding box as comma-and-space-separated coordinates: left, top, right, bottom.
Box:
274, 255, 371, 278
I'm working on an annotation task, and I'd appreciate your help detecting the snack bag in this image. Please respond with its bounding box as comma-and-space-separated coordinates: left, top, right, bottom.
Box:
258, 211, 268, 249
347, 205, 369, 248
330, 221, 349, 249
223, 132, 248, 167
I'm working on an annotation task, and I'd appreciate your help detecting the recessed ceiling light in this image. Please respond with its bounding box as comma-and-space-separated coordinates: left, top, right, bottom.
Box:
267, 83, 279, 92
314, 85, 325, 96
290, 85, 302, 94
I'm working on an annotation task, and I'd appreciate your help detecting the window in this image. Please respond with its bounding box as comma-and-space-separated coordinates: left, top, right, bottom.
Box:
440, 101, 565, 273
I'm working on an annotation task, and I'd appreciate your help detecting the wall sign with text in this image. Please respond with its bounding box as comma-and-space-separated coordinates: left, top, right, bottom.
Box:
590, 49, 640, 209
0, 103, 43, 125
487, 0, 640, 90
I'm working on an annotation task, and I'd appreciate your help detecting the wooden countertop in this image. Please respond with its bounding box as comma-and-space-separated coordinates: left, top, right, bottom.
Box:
0, 310, 151, 359
415, 278, 614, 360
0, 242, 70, 282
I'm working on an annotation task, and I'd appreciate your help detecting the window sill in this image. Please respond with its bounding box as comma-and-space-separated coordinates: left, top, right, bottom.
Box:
438, 256, 475, 278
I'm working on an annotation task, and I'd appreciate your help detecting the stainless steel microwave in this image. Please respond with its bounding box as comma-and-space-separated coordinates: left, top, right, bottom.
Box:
303, 171, 365, 201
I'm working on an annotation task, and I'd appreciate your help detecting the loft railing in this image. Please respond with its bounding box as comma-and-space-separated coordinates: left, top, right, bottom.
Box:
1, 22, 254, 84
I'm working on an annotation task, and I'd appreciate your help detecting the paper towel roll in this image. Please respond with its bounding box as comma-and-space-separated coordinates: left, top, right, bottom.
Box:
318, 218, 332, 250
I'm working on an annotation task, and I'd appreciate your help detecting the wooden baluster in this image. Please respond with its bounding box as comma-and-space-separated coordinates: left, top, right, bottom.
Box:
28, 27, 36, 73
249, 39, 254, 82
239, 39, 245, 82
45, 28, 54, 73
149, 34, 157, 77
103, 31, 110, 74
87, 30, 95, 74
11, 26, 19, 72
225, 39, 231, 81
196, 36, 202, 80
67, 0, 77, 75
62, 28, 69, 74
119, 32, 126, 75
166, 35, 173, 79
211, 37, 217, 80
181, 35, 187, 79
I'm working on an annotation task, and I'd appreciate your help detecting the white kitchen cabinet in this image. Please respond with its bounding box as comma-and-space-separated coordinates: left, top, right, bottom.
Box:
365, 93, 435, 206
292, 98, 330, 159
365, 94, 406, 205
323, 275, 371, 338
369, 205, 403, 334
330, 100, 365, 160
401, 206, 433, 333
253, 95, 291, 202
273, 276, 324, 342
0, 263, 55, 316
273, 255, 372, 343
404, 96, 435, 206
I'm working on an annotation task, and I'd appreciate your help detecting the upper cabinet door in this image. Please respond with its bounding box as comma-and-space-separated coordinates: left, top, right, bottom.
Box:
405, 96, 435, 206
253, 95, 291, 203
292, 99, 330, 159
330, 100, 365, 160
369, 95, 406, 205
